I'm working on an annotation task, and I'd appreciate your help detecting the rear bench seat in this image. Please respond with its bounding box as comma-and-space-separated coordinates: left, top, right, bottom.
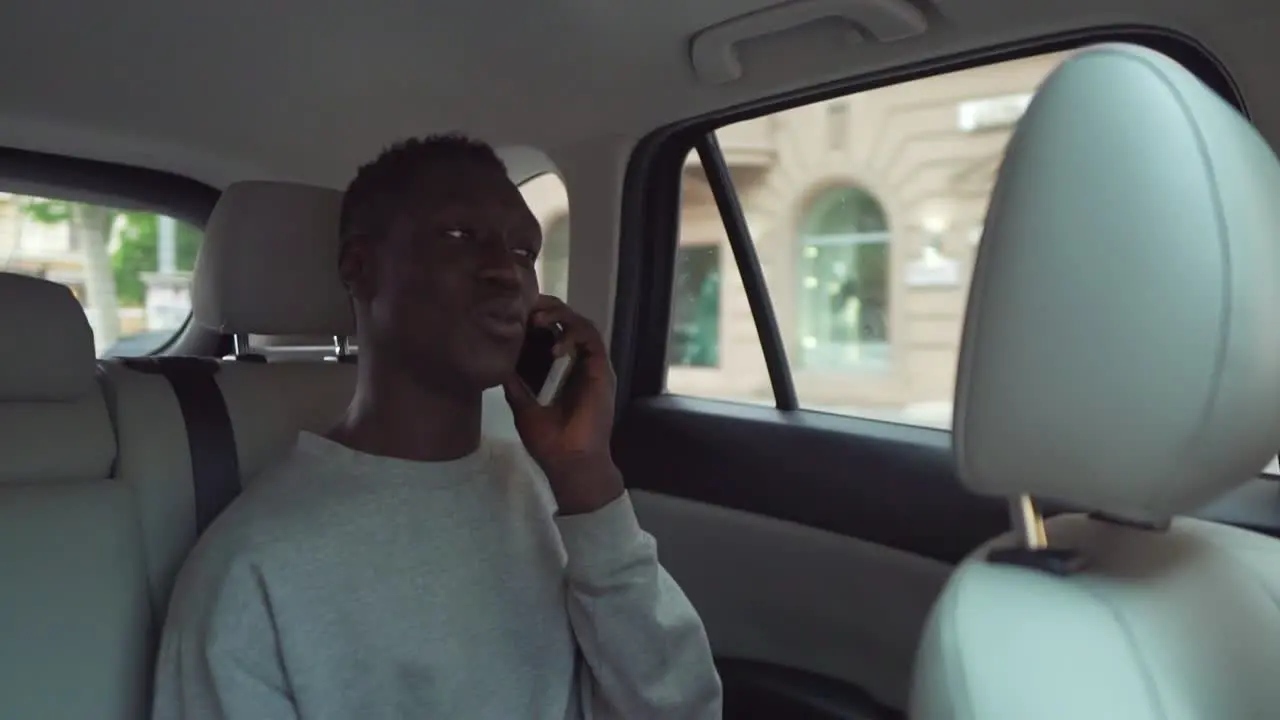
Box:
101, 179, 515, 624
95, 359, 354, 617
0, 273, 151, 720
97, 181, 361, 621
128, 179, 518, 582
0, 180, 520, 719
0, 183, 358, 720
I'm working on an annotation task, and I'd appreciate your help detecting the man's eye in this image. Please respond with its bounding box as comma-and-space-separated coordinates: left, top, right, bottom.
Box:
442, 228, 472, 240
512, 247, 536, 260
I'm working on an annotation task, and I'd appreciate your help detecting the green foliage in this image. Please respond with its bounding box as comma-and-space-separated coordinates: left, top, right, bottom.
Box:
113, 214, 151, 305
112, 213, 200, 306
20, 197, 200, 307
20, 198, 72, 224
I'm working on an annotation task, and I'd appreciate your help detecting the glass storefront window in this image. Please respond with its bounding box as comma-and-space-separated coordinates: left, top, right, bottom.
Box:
797, 187, 890, 370
668, 245, 721, 367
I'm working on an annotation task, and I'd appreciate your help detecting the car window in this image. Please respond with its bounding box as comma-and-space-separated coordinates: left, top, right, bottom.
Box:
518, 172, 570, 300
666, 50, 1071, 427
667, 164, 770, 398
0, 192, 202, 356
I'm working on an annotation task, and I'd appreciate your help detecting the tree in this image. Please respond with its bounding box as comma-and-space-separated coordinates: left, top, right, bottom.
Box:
19, 197, 120, 351
73, 202, 121, 350
112, 213, 199, 306
20, 198, 198, 352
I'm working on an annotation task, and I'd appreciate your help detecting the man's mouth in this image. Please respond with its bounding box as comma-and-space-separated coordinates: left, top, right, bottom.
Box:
475, 300, 526, 340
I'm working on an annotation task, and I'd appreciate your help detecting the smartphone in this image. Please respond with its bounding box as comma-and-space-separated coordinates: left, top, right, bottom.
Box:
516, 322, 575, 406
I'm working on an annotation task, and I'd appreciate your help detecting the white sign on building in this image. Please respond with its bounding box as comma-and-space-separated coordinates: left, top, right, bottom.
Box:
904, 246, 961, 288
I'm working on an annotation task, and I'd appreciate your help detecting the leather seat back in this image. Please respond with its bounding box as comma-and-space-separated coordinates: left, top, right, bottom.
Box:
0, 272, 151, 720
191, 179, 361, 478
910, 44, 1280, 719
96, 357, 307, 614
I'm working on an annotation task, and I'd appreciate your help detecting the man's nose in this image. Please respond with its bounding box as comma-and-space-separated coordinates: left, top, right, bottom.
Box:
476, 243, 522, 289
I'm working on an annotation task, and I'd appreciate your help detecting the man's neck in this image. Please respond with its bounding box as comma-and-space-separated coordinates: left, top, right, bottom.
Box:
327, 357, 483, 462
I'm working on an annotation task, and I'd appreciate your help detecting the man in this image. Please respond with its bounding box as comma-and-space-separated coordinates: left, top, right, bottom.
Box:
152, 134, 723, 719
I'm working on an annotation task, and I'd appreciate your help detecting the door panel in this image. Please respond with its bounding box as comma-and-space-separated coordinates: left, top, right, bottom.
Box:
632, 489, 947, 711
619, 398, 968, 714
618, 398, 1009, 563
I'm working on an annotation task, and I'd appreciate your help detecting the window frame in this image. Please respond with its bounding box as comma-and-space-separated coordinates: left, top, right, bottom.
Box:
0, 146, 220, 357
610, 26, 1245, 417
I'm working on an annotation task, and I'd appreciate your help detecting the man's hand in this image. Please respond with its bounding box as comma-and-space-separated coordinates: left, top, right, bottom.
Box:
503, 295, 624, 515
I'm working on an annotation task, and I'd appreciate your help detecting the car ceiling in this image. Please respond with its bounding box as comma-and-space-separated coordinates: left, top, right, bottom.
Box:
0, 0, 1275, 191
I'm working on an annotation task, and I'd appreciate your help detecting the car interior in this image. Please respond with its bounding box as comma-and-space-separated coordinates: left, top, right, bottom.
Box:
4, 1, 1280, 719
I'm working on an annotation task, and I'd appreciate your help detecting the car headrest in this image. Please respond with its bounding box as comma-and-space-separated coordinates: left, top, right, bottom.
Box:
193, 180, 355, 337
954, 44, 1280, 524
0, 272, 98, 401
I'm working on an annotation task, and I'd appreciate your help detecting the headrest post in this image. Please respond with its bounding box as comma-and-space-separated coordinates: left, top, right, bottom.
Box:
232, 333, 253, 358
1010, 495, 1047, 550
333, 336, 351, 357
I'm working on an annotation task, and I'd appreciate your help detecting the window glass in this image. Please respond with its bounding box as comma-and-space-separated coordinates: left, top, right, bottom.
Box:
797, 186, 890, 371
0, 192, 201, 357
666, 50, 1072, 426
668, 244, 721, 368
665, 165, 770, 404
540, 216, 570, 300
518, 173, 571, 300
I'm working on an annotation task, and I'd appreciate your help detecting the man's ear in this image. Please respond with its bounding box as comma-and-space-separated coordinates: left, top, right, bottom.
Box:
337, 236, 373, 300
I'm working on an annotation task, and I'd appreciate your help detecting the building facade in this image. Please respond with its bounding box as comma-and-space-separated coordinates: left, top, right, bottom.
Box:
524, 51, 1068, 424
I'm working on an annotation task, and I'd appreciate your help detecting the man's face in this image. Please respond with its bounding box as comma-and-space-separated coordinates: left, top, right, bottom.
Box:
352, 164, 542, 391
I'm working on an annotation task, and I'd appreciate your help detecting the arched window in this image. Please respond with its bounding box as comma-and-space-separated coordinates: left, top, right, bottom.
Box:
539, 216, 570, 300
796, 186, 891, 369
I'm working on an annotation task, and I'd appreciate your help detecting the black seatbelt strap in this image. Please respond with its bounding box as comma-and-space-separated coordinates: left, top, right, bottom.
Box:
121, 357, 242, 535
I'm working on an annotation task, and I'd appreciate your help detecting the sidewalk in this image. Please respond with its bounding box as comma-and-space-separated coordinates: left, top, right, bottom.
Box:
722, 395, 954, 428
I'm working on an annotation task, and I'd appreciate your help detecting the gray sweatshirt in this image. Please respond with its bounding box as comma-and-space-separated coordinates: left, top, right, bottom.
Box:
151, 432, 723, 719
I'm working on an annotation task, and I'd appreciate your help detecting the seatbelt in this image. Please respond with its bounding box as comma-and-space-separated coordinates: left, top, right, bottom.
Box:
121, 357, 242, 535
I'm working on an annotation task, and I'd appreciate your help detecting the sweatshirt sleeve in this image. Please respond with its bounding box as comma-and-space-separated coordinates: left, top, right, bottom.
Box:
151, 560, 299, 720
555, 491, 724, 719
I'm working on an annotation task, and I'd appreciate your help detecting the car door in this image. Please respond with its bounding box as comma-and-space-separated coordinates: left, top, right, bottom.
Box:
601, 30, 1251, 719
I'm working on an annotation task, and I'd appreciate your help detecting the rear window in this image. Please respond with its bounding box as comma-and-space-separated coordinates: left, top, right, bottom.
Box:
0, 192, 202, 356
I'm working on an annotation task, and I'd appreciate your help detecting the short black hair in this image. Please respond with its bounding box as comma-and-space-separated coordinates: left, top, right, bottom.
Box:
338, 133, 507, 245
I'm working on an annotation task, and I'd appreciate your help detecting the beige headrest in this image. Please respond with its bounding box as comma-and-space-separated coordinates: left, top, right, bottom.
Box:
193, 181, 354, 337
0, 272, 98, 401
954, 44, 1280, 523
